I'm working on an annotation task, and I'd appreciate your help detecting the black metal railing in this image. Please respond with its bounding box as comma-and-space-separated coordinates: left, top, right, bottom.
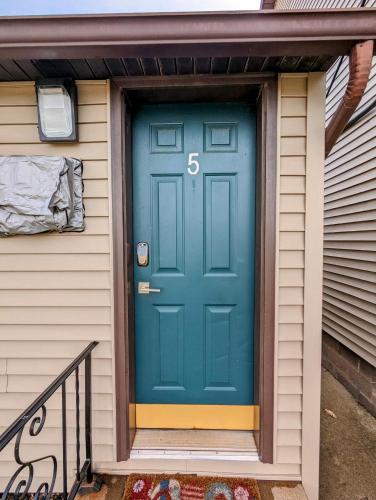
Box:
0, 341, 98, 500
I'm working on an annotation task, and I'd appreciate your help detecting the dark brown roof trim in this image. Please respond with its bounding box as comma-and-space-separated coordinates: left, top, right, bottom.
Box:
0, 10, 375, 59
325, 40, 373, 157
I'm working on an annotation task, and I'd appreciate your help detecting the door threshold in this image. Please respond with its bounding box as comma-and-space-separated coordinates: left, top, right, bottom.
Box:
131, 429, 259, 461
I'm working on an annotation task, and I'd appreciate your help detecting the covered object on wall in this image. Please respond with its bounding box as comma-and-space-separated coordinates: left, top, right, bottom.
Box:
0, 155, 84, 236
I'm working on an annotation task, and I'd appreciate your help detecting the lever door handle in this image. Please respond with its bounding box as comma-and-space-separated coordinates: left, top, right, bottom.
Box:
138, 282, 161, 294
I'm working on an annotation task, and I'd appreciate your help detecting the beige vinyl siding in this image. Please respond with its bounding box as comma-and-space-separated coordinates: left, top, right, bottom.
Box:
0, 81, 114, 490
277, 75, 307, 471
275, 0, 376, 369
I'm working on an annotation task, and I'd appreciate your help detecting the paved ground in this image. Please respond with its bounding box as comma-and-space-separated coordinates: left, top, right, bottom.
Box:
320, 369, 376, 500
86, 369, 376, 499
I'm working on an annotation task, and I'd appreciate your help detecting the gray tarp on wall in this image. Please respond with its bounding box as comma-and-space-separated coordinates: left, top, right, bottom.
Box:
0, 156, 84, 236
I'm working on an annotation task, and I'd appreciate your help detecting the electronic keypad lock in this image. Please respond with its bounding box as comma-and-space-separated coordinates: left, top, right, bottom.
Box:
136, 242, 149, 267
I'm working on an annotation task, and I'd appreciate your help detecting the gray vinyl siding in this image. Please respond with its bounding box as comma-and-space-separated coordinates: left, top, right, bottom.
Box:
275, 0, 376, 367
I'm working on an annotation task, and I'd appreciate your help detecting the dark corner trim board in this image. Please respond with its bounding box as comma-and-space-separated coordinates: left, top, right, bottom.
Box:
0, 10, 375, 59
111, 73, 277, 463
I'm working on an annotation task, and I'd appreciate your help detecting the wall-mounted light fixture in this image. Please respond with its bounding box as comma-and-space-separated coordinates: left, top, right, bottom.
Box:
36, 78, 78, 142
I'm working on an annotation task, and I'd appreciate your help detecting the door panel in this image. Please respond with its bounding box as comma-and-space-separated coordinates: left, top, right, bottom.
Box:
133, 103, 256, 411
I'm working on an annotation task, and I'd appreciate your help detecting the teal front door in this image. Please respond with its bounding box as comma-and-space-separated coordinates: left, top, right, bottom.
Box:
133, 103, 256, 429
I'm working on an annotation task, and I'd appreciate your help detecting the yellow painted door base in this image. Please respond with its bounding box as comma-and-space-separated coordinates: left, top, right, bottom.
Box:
135, 404, 258, 430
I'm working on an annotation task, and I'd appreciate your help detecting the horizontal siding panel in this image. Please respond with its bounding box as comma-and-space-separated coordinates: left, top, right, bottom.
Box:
277, 430, 302, 446
323, 295, 376, 327
7, 357, 111, 376
84, 198, 110, 216
324, 256, 376, 272
0, 306, 111, 324
277, 412, 302, 430
280, 156, 306, 176
324, 241, 376, 252
281, 117, 307, 136
325, 189, 376, 211
0, 235, 110, 254
0, 141, 107, 159
325, 199, 376, 218
280, 232, 305, 250
0, 104, 107, 125
0, 392, 112, 410
325, 166, 376, 194
279, 305, 304, 324
0, 253, 110, 272
278, 324, 304, 342
0, 289, 111, 307
0, 122, 107, 143
281, 97, 307, 117
277, 446, 301, 464
83, 161, 108, 180
325, 211, 376, 226
281, 77, 307, 97
278, 395, 302, 413
325, 179, 376, 204
279, 269, 304, 287
279, 287, 304, 305
324, 278, 376, 305
324, 270, 376, 294
323, 316, 376, 355
325, 158, 374, 186
324, 287, 375, 314
325, 230, 376, 241
323, 306, 376, 342
325, 220, 376, 233
280, 250, 304, 269
83, 180, 109, 198
6, 374, 112, 394
280, 137, 306, 156
0, 409, 113, 429
280, 176, 305, 194
280, 194, 305, 213
0, 340, 112, 358
323, 263, 376, 284
0, 425, 113, 445
0, 82, 107, 106
325, 148, 376, 180
0, 271, 111, 289
278, 341, 303, 359
280, 214, 305, 231
278, 359, 303, 376
0, 324, 112, 341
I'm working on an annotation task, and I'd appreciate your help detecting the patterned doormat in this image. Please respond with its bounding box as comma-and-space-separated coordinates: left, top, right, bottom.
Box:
124, 473, 261, 499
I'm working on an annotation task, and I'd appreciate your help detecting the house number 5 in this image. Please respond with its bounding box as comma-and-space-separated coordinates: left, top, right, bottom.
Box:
187, 153, 200, 175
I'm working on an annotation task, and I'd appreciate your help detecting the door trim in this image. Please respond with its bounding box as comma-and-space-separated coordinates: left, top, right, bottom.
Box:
111, 74, 277, 463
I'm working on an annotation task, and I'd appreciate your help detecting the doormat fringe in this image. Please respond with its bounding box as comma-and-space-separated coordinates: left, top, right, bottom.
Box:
124, 473, 261, 499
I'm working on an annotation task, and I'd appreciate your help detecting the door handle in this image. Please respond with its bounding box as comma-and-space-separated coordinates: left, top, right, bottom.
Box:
138, 282, 161, 294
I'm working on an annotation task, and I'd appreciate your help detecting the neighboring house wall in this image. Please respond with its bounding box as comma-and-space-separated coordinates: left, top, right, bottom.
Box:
275, 0, 376, 416
0, 74, 325, 498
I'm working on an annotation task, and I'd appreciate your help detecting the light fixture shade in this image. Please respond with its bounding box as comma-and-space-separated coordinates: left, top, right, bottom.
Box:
36, 79, 77, 142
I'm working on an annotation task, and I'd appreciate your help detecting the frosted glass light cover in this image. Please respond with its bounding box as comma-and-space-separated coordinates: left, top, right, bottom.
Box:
37, 86, 73, 138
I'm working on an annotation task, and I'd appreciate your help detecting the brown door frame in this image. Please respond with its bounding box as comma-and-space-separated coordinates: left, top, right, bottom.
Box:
110, 73, 277, 463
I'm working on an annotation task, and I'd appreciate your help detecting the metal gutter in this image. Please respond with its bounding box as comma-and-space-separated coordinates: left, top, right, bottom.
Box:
325, 40, 374, 157
0, 10, 375, 59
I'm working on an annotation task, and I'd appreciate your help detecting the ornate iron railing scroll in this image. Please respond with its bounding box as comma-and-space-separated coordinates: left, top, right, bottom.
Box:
0, 342, 98, 500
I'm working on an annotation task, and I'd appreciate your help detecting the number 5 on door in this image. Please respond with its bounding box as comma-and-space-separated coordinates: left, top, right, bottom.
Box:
187, 152, 200, 175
